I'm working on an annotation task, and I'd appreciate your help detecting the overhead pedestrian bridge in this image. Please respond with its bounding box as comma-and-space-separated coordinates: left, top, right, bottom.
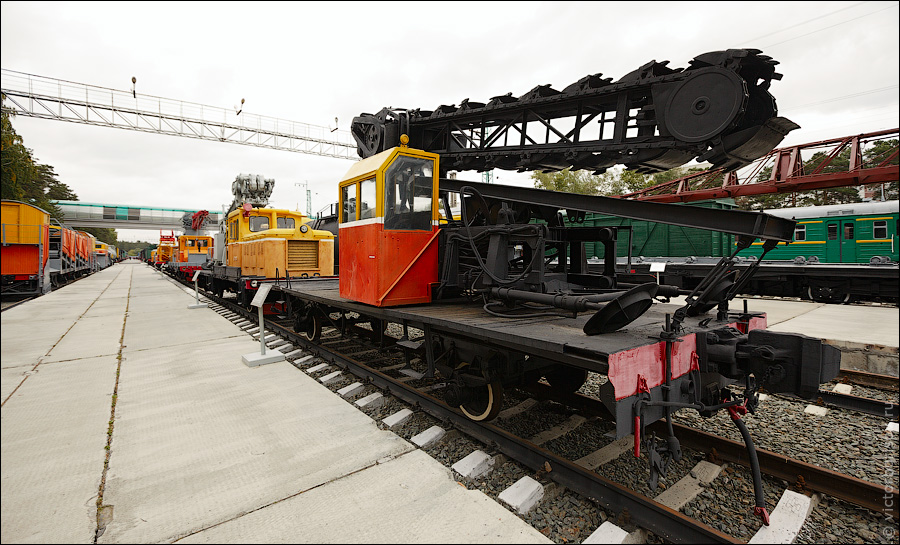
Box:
52, 200, 223, 231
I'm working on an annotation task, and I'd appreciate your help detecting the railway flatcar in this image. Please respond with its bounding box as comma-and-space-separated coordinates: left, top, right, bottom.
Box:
1, 200, 51, 295
48, 221, 94, 287
743, 200, 898, 263
201, 204, 334, 307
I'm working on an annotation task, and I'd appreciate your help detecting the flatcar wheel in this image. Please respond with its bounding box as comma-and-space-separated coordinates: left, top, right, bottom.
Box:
545, 365, 588, 394
459, 380, 504, 422
301, 313, 322, 342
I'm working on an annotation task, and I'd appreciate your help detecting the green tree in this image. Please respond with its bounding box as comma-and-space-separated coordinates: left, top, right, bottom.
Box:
863, 139, 898, 200
531, 167, 664, 196
82, 227, 118, 245
2, 93, 79, 221
532, 168, 603, 195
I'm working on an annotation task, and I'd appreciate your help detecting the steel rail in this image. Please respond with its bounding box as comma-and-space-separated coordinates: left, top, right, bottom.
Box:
524, 383, 891, 516
191, 279, 738, 544
777, 391, 898, 419
838, 369, 899, 392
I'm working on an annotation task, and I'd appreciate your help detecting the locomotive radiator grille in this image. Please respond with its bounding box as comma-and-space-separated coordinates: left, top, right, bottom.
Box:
288, 240, 319, 269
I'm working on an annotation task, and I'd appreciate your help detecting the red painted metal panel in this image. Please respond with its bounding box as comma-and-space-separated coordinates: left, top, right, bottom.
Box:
339, 222, 439, 307
1, 245, 40, 275
608, 334, 698, 401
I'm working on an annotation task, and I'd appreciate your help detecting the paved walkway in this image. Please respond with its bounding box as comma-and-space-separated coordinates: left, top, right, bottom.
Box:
1, 262, 549, 544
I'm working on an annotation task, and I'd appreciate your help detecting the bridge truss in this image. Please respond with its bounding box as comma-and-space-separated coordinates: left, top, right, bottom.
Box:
1, 69, 357, 160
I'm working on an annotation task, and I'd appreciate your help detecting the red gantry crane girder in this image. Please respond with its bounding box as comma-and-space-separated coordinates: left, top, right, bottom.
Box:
621, 128, 899, 203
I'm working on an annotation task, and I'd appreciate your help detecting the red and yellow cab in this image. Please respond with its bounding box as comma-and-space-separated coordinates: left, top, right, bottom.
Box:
338, 135, 440, 306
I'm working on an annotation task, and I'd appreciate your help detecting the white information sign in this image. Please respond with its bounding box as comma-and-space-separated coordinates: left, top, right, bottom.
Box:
192, 270, 201, 282
250, 283, 273, 307
649, 262, 667, 272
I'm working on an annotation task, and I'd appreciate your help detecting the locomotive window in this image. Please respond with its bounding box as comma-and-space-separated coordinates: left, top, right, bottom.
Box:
249, 216, 270, 232
843, 223, 854, 240
827, 224, 837, 240
198, 239, 208, 248
384, 156, 434, 231
360, 178, 376, 220
794, 225, 806, 241
873, 220, 887, 239
341, 184, 356, 222
276, 217, 295, 229
186, 239, 195, 247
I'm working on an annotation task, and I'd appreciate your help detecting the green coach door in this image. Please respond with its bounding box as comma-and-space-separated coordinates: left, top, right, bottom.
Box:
826, 220, 857, 263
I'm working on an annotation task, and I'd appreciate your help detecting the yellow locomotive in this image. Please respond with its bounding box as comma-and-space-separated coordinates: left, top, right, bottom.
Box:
200, 173, 334, 307
224, 205, 334, 279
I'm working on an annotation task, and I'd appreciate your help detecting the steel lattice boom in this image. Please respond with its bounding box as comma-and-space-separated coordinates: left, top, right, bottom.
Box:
1, 69, 357, 160
353, 49, 799, 175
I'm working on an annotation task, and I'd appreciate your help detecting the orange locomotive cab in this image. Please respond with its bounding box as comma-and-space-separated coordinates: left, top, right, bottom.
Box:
338, 137, 440, 306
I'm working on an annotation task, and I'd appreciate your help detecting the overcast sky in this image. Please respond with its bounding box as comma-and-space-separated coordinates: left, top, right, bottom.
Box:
2, 1, 898, 242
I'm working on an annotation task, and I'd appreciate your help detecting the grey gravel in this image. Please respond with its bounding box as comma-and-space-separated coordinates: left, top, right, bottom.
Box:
494, 400, 577, 439
682, 467, 784, 540
673, 394, 899, 491
797, 496, 896, 544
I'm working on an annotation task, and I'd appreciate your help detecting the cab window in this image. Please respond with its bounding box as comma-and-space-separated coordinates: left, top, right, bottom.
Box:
186, 239, 196, 247
341, 184, 356, 222
360, 178, 376, 220
276, 217, 295, 229
198, 239, 208, 248
793, 225, 806, 241
249, 216, 270, 232
873, 220, 887, 239
383, 156, 434, 230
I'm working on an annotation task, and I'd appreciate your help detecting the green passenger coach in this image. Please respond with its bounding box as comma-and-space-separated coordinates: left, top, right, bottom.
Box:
742, 200, 898, 264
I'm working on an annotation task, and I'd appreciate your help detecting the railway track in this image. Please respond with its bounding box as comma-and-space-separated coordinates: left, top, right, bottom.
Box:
1, 296, 36, 312
175, 273, 896, 544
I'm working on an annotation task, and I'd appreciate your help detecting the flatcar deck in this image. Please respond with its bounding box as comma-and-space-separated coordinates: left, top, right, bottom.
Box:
271, 278, 756, 370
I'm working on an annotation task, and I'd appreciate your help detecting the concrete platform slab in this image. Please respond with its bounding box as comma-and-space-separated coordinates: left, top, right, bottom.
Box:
666, 296, 899, 348
1, 355, 118, 544
765, 304, 899, 348
44, 313, 125, 363
98, 336, 414, 544
177, 449, 551, 544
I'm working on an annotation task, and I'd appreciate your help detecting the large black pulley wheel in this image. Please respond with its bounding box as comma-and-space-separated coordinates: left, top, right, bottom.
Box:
545, 365, 588, 394
356, 122, 382, 157
459, 380, 504, 422
664, 69, 747, 143
584, 283, 659, 335
687, 277, 735, 316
